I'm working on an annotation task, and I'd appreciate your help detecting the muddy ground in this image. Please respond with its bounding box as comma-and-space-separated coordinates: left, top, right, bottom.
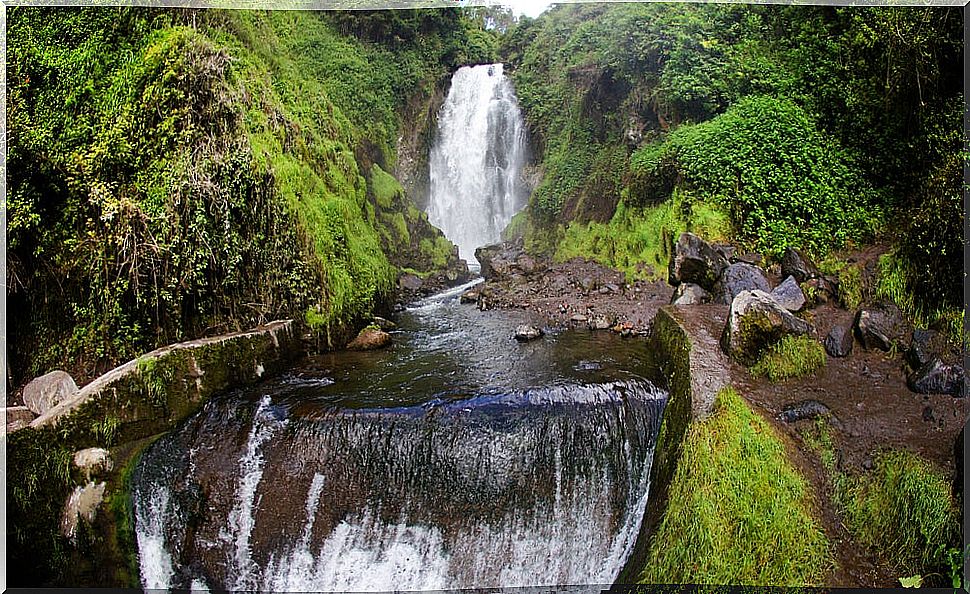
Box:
466, 253, 968, 589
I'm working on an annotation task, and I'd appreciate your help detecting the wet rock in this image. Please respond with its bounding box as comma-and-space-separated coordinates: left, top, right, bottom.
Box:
907, 328, 950, 369
398, 273, 424, 292
588, 315, 611, 330
670, 283, 710, 306
854, 302, 907, 351
5, 406, 35, 432
824, 325, 853, 358
907, 357, 965, 396
771, 276, 806, 312
61, 481, 106, 541
721, 290, 813, 366
372, 316, 396, 331
74, 447, 112, 481
514, 325, 544, 342
780, 247, 821, 283
347, 327, 392, 351
712, 262, 770, 305
778, 400, 831, 423
667, 232, 729, 291
459, 290, 479, 304
23, 370, 78, 416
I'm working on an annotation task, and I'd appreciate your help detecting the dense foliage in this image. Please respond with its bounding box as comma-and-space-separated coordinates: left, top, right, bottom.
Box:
7, 7, 493, 384
503, 4, 962, 320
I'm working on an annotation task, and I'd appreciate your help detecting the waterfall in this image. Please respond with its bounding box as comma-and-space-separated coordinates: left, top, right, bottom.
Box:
428, 63, 527, 266
132, 380, 666, 591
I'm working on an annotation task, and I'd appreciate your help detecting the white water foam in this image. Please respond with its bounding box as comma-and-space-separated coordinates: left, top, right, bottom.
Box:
135, 485, 175, 589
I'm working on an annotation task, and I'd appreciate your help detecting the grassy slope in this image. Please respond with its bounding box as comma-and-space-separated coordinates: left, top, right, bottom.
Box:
7, 8, 483, 381
640, 387, 832, 586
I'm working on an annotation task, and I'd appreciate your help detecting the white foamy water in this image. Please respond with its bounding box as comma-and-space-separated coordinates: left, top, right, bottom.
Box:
428, 63, 527, 265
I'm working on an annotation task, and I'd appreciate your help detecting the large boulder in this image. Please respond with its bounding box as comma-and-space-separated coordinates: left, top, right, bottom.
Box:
712, 262, 770, 305
667, 232, 729, 291
347, 327, 392, 351
721, 290, 813, 365
854, 302, 907, 351
780, 247, 822, 283
823, 325, 853, 358
771, 275, 806, 312
670, 283, 710, 306
22, 370, 78, 416
475, 242, 520, 281
907, 357, 965, 396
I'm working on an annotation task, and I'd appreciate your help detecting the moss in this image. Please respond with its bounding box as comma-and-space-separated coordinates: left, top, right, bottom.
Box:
639, 387, 832, 586
751, 335, 826, 382
369, 164, 402, 209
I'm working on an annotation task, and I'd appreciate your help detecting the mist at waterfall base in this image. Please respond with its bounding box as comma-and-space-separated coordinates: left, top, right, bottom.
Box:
428, 63, 527, 266
132, 288, 668, 591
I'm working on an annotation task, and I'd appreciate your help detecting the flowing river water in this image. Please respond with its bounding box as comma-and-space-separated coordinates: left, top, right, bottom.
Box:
131, 63, 669, 591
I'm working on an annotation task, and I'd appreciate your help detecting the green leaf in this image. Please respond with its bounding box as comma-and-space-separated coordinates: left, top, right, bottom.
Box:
898, 575, 922, 588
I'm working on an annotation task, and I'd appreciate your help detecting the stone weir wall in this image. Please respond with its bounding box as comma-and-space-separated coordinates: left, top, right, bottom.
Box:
6, 320, 303, 587
617, 304, 732, 583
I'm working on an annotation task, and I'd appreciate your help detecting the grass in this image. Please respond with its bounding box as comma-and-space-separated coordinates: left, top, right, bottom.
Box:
556, 189, 731, 282
876, 251, 964, 348
639, 387, 832, 586
750, 335, 826, 382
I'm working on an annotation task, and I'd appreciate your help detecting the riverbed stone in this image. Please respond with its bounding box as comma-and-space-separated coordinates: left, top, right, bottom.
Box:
667, 232, 729, 291
771, 275, 806, 312
588, 315, 612, 330
670, 283, 709, 306
347, 327, 392, 351
824, 325, 853, 358
514, 325, 544, 342
854, 302, 907, 351
721, 290, 813, 366
22, 370, 78, 416
712, 262, 770, 305
61, 481, 106, 541
907, 357, 965, 396
780, 247, 822, 283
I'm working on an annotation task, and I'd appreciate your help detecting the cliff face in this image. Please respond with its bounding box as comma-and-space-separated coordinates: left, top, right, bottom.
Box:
7, 8, 488, 388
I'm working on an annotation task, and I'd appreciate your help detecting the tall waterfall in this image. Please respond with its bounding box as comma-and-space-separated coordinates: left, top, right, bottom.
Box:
132, 380, 665, 591
428, 63, 527, 265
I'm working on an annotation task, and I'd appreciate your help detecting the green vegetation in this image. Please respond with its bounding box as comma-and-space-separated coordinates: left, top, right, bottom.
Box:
801, 418, 962, 587
639, 387, 831, 586
7, 7, 493, 383
751, 335, 826, 382
877, 251, 963, 347
556, 189, 730, 281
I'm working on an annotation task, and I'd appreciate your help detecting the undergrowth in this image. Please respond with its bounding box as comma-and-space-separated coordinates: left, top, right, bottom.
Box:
750, 335, 826, 382
639, 387, 831, 586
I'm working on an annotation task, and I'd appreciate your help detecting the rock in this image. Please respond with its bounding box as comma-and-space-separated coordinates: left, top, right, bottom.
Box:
515, 253, 541, 275
346, 327, 392, 351
771, 275, 806, 312
588, 315, 611, 330
712, 262, 770, 305
907, 328, 950, 369
714, 244, 736, 261
22, 370, 79, 416
780, 247, 822, 283
398, 273, 423, 292
372, 316, 396, 330
667, 232, 729, 291
604, 283, 621, 294
459, 290, 479, 304
922, 406, 935, 422
5, 406, 35, 432
61, 481, 106, 541
907, 357, 965, 396
578, 277, 596, 292
74, 447, 112, 481
854, 303, 907, 351
721, 290, 813, 366
514, 325, 544, 342
732, 252, 763, 266
570, 314, 588, 323
823, 325, 853, 358
778, 400, 832, 423
475, 242, 520, 281
670, 283, 710, 306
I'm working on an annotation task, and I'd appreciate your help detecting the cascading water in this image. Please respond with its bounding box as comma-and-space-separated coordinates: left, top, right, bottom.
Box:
427, 63, 527, 265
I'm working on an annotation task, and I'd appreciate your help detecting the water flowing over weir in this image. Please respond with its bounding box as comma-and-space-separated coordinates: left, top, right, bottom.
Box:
428, 64, 527, 265
133, 286, 668, 591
